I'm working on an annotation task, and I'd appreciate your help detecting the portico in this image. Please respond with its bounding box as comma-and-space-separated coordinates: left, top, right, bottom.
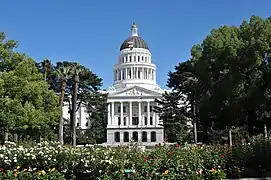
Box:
107, 101, 160, 127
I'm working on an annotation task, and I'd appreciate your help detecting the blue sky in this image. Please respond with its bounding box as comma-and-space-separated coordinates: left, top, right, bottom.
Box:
1, 0, 270, 89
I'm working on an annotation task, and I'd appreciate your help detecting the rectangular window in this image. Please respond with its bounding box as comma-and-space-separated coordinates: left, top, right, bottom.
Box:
85, 122, 88, 127
123, 117, 126, 125
118, 106, 121, 113
150, 106, 153, 112
123, 106, 126, 113
124, 132, 129, 142
132, 117, 139, 125
132, 132, 138, 142
151, 131, 156, 142
144, 106, 147, 112
77, 123, 79, 127
118, 117, 121, 126
150, 117, 153, 125
142, 132, 147, 142
115, 132, 120, 142
144, 117, 147, 125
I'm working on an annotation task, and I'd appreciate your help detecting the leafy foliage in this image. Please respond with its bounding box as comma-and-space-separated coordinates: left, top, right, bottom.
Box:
0, 32, 60, 142
158, 15, 271, 143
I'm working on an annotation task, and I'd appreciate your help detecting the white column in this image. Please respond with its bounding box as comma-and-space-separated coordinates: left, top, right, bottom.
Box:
107, 103, 111, 125
154, 70, 156, 81
138, 101, 141, 126
120, 102, 123, 126
147, 101, 150, 125
120, 132, 123, 143
125, 68, 128, 80
131, 67, 134, 79
111, 102, 115, 125
120, 69, 123, 80
156, 113, 159, 126
129, 102, 132, 126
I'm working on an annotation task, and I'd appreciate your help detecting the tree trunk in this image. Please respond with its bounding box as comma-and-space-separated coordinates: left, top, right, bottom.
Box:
191, 98, 198, 144
264, 124, 268, 138
229, 128, 232, 146
4, 128, 8, 142
71, 73, 79, 147
58, 80, 66, 145
13, 134, 18, 142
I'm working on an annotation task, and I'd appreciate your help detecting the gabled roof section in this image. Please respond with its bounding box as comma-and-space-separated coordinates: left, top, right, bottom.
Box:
108, 85, 162, 98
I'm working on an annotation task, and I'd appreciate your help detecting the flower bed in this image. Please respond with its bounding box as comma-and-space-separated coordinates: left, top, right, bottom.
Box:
0, 137, 271, 179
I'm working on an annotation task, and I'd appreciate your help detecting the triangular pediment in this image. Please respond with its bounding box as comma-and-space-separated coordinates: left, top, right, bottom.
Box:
109, 86, 162, 97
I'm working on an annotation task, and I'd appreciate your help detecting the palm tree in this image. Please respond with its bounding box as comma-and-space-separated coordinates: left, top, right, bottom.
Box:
41, 59, 52, 81
70, 64, 84, 147
55, 66, 73, 145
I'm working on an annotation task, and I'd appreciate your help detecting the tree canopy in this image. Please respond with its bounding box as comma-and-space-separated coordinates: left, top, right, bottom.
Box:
157, 15, 271, 143
0, 34, 60, 142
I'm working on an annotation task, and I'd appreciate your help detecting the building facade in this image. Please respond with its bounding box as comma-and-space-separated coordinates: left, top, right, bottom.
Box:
105, 23, 164, 146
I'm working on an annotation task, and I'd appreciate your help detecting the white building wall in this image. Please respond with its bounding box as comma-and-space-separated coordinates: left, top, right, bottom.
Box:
62, 102, 90, 130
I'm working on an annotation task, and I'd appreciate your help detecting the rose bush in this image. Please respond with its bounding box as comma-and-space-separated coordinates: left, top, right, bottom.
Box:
0, 137, 271, 179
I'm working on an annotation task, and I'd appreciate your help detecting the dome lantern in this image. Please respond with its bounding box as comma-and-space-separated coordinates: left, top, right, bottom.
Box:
120, 22, 149, 51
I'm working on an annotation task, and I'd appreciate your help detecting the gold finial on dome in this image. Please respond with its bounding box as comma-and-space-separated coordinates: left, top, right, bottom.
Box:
131, 21, 137, 28
131, 21, 138, 36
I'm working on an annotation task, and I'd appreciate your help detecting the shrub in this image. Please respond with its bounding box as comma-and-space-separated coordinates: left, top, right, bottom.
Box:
1, 138, 271, 179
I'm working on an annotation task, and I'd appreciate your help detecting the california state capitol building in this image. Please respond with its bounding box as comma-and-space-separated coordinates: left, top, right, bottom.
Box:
104, 23, 164, 146
63, 23, 165, 146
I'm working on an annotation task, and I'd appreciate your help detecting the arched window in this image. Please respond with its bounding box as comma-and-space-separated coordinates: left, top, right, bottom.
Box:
142, 56, 144, 61
129, 56, 132, 62
142, 132, 147, 142
124, 132, 129, 142
132, 132, 138, 142
151, 131, 156, 142
134, 56, 136, 62
138, 56, 140, 62
115, 132, 120, 142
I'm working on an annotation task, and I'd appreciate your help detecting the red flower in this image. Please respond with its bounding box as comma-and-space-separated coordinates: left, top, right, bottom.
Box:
167, 151, 173, 155
144, 157, 148, 162
174, 143, 180, 148
155, 143, 160, 147
220, 155, 225, 158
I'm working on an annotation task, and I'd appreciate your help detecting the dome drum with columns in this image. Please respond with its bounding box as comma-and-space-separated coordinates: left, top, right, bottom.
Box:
104, 23, 164, 147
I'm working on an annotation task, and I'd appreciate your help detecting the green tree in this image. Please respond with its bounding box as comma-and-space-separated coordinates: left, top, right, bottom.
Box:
85, 92, 108, 144
54, 65, 73, 145
41, 61, 104, 144
155, 91, 191, 143
164, 15, 271, 143
0, 59, 60, 141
